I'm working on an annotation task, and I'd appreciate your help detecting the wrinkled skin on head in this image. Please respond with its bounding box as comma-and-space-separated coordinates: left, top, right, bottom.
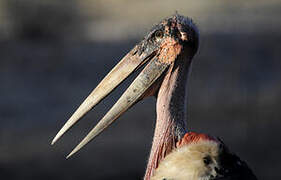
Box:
137, 14, 199, 65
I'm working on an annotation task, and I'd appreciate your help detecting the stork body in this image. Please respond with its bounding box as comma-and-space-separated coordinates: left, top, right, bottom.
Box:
52, 14, 257, 180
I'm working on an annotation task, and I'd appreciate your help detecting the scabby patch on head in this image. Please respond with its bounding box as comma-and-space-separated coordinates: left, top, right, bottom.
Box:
137, 14, 199, 63
161, 14, 199, 42
156, 14, 199, 64
157, 37, 182, 64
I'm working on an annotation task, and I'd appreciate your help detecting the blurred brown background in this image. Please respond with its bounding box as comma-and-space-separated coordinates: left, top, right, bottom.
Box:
0, 0, 280, 179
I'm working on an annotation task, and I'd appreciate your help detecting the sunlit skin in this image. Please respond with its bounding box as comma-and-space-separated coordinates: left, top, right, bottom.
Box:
52, 14, 256, 180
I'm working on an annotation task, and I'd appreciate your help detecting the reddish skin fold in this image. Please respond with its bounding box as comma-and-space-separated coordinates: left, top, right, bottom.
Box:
176, 132, 218, 148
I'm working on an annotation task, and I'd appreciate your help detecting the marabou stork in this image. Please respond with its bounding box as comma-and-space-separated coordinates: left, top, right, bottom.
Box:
52, 14, 257, 180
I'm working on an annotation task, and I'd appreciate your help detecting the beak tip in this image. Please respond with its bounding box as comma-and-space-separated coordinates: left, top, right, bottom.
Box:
66, 148, 77, 159
51, 134, 60, 145
51, 140, 55, 145
66, 154, 71, 159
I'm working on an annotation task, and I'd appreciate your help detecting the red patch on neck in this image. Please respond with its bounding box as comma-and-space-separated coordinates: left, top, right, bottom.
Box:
176, 132, 217, 148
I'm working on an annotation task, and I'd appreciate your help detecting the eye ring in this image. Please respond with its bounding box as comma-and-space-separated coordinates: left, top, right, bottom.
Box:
155, 30, 163, 39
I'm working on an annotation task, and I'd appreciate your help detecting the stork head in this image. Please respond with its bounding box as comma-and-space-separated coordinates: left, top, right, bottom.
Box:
152, 132, 257, 180
52, 14, 199, 158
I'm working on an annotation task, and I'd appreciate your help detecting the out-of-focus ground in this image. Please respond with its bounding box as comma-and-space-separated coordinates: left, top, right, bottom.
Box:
0, 0, 281, 179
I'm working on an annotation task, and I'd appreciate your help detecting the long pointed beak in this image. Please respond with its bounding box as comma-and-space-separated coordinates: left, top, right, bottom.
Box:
52, 45, 170, 158
52, 46, 148, 145
67, 59, 169, 158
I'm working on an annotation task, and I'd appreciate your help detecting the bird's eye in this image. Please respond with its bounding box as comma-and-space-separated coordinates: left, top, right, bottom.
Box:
203, 156, 212, 165
155, 30, 163, 39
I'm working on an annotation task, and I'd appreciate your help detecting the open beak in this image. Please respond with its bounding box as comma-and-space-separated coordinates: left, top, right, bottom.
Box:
52, 43, 171, 158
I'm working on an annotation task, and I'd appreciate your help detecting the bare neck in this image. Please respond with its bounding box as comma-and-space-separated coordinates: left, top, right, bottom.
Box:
144, 58, 191, 180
